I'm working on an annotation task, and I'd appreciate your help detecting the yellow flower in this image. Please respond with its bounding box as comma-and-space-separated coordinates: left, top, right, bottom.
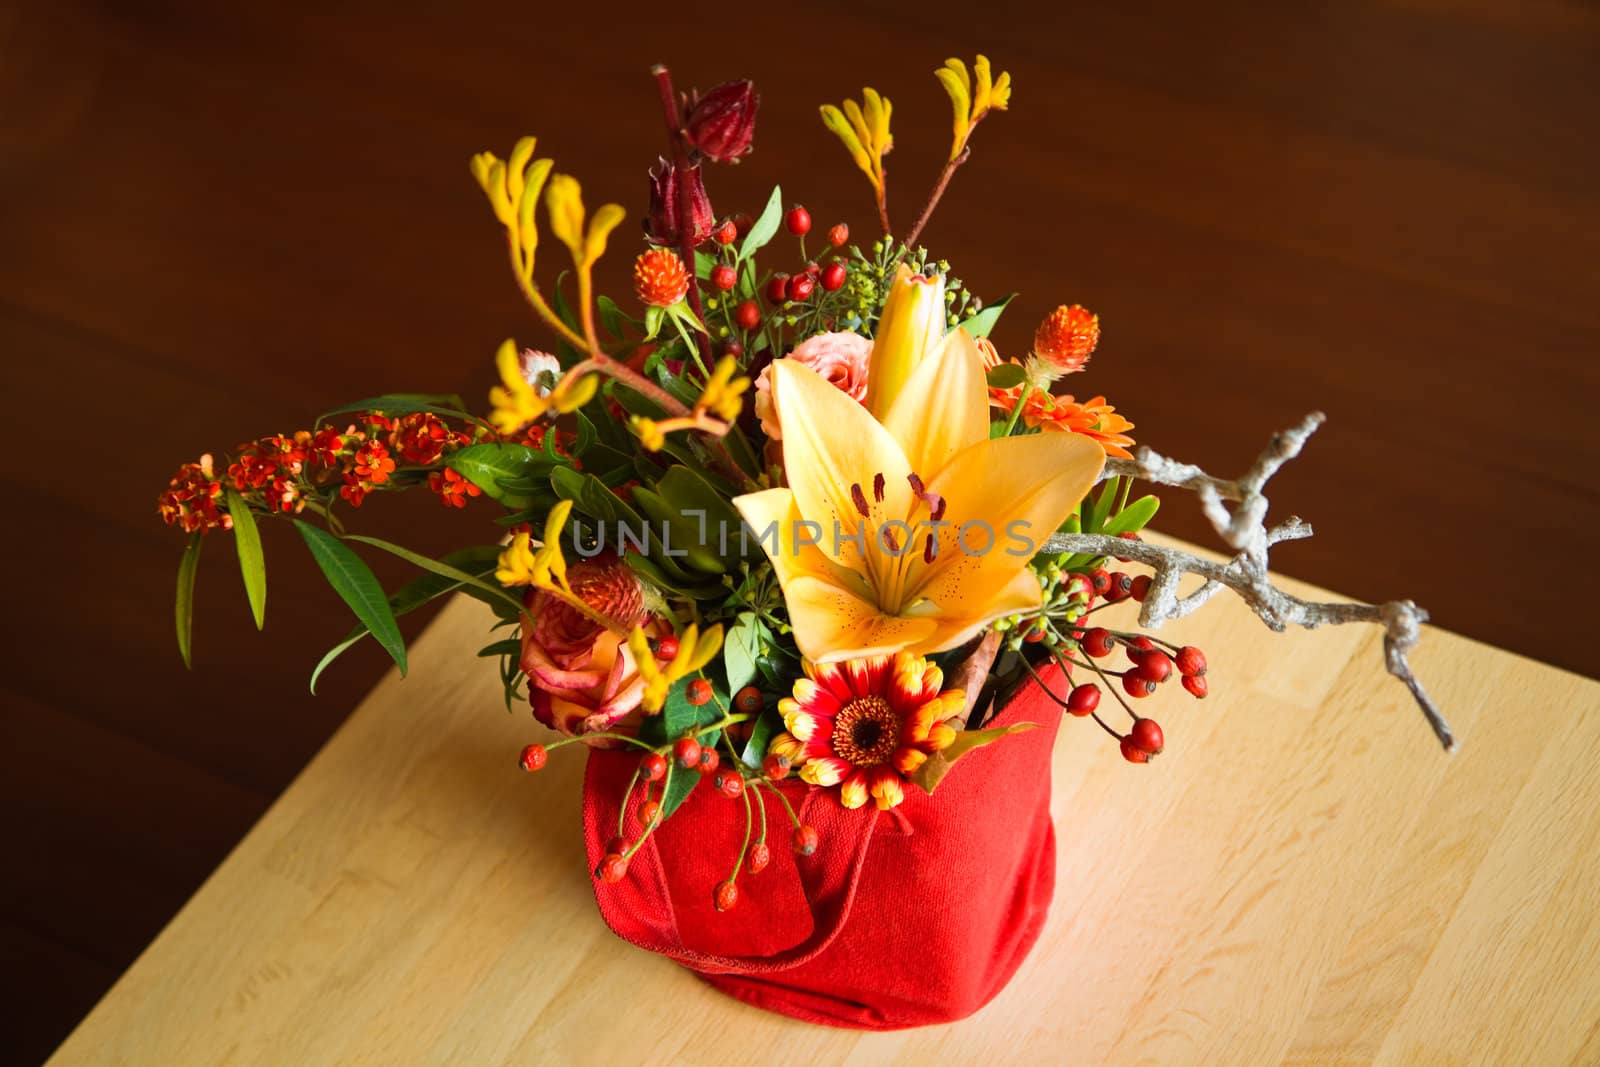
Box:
698, 355, 751, 422
627, 622, 726, 713
498, 499, 576, 590
488, 339, 547, 436
865, 265, 948, 419
495, 531, 539, 587
487, 340, 599, 436
471, 137, 554, 279
630, 415, 666, 452
820, 88, 892, 198
544, 174, 627, 272
934, 55, 1012, 161
732, 325, 1104, 663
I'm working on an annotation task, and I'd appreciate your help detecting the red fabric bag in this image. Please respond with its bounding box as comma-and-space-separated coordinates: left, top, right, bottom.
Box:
582, 675, 1064, 1030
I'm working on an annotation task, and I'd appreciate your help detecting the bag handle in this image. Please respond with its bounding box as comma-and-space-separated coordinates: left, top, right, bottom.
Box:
642, 784, 880, 973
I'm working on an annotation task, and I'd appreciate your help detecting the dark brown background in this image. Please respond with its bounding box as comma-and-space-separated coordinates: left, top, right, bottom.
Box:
3, 0, 1597, 1060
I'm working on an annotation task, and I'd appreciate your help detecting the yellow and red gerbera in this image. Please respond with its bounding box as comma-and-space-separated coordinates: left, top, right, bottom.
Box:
768, 653, 965, 810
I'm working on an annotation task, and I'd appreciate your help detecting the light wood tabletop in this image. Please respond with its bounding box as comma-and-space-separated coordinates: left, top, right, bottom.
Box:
49, 548, 1600, 1066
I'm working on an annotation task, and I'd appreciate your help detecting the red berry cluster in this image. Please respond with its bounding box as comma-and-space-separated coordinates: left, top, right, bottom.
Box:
710, 201, 850, 347
518, 678, 818, 911
1062, 625, 1209, 762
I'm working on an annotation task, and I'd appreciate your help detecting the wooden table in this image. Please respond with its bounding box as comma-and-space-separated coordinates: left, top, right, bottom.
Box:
48, 554, 1600, 1065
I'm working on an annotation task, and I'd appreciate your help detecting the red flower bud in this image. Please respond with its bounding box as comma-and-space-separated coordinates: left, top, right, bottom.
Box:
645, 158, 715, 246
684, 80, 759, 164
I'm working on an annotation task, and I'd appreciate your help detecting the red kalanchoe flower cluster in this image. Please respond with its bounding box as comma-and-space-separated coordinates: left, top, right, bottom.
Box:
683, 79, 758, 164
428, 467, 482, 509
392, 411, 453, 465
340, 439, 396, 507
158, 455, 230, 533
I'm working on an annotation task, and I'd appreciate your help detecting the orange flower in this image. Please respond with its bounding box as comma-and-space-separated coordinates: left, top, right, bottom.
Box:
1031, 303, 1099, 378
428, 467, 482, 508
305, 425, 350, 467
632, 247, 691, 308
767, 653, 964, 811
352, 440, 396, 485
158, 455, 230, 533
990, 383, 1135, 459
392, 412, 451, 465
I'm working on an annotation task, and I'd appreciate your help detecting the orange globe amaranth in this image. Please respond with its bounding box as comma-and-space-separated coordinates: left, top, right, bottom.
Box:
632, 247, 691, 308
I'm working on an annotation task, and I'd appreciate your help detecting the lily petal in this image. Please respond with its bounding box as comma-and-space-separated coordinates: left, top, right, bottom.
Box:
880, 327, 989, 477
784, 574, 938, 662
772, 360, 914, 571
913, 429, 1104, 614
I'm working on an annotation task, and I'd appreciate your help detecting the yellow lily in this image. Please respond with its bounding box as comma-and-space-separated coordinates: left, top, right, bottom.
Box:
732, 326, 1104, 663
865, 265, 948, 419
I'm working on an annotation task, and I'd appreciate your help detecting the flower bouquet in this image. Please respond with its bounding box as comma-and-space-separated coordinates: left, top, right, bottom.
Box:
158, 58, 1452, 1028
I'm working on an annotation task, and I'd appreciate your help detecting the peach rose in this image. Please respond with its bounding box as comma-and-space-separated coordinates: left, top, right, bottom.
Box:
521, 554, 658, 739
753, 330, 871, 439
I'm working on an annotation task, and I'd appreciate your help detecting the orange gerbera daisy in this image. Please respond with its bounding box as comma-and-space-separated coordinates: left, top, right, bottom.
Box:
768, 653, 965, 810
988, 372, 1136, 459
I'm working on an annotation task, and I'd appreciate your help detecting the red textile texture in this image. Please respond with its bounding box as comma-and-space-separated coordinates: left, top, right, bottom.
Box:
582, 673, 1064, 1029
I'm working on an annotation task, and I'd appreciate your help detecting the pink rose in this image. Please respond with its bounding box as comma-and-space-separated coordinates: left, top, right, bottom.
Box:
753, 331, 871, 439
521, 554, 659, 740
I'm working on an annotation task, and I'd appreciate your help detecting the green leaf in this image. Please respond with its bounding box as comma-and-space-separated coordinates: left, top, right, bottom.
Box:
910, 722, 1038, 794
986, 363, 1026, 389
658, 742, 713, 818
308, 632, 366, 694
175, 532, 202, 668
1085, 477, 1120, 533
596, 295, 629, 339
342, 535, 527, 622
1102, 494, 1160, 537
223, 486, 267, 629
316, 393, 477, 427
740, 702, 784, 769
447, 443, 549, 507
724, 612, 764, 695
957, 292, 1016, 339
738, 185, 784, 261
294, 520, 407, 676
303, 544, 506, 693
477, 638, 522, 658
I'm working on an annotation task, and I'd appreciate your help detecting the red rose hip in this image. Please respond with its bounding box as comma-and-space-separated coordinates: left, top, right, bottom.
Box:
1066, 683, 1101, 717
710, 263, 737, 291
519, 744, 548, 772
734, 299, 761, 330
793, 824, 820, 855
820, 261, 847, 291
639, 752, 668, 782
673, 735, 702, 769
1129, 717, 1164, 754
785, 204, 811, 235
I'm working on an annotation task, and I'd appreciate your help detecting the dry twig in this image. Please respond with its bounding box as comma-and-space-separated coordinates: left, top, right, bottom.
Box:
1042, 413, 1455, 752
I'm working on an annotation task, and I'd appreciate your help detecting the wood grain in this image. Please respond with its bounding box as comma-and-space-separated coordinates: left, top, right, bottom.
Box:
45, 546, 1600, 1065
4, 0, 1598, 1059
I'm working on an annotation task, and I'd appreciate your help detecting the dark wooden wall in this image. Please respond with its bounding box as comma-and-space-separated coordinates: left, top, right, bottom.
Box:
3, 1, 1596, 1060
